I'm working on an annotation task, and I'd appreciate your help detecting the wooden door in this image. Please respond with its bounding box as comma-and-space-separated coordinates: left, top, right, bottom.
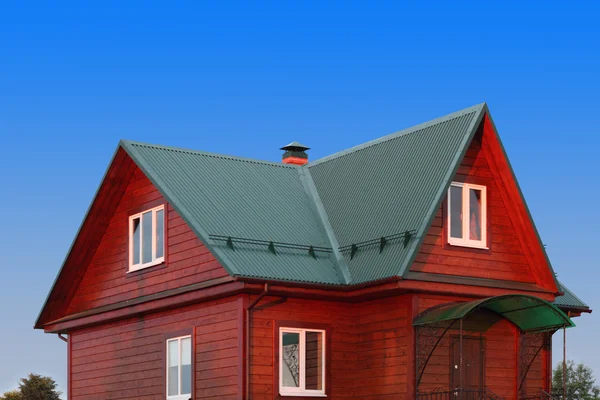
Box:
451, 336, 484, 390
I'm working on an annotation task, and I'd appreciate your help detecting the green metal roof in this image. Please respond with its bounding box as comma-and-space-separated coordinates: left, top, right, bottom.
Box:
115, 103, 565, 288
122, 141, 347, 285
309, 104, 483, 283
120, 104, 491, 286
554, 281, 590, 311
413, 295, 575, 332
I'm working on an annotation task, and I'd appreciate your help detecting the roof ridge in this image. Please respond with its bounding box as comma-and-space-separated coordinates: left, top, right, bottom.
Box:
120, 139, 298, 169
309, 103, 486, 168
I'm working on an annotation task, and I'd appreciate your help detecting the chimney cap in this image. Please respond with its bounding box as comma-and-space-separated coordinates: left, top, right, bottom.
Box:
280, 141, 310, 151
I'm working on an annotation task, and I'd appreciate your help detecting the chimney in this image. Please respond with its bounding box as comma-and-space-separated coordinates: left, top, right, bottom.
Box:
280, 141, 310, 165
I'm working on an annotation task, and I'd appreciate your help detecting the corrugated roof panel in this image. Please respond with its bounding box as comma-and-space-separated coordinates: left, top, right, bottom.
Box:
123, 142, 345, 284
309, 106, 483, 283
554, 281, 590, 310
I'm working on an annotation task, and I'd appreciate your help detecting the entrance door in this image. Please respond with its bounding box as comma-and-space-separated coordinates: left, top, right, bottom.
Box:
451, 336, 484, 391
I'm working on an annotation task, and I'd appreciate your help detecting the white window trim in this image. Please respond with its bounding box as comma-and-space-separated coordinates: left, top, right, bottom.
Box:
128, 204, 165, 272
279, 327, 327, 397
447, 182, 488, 249
166, 335, 192, 400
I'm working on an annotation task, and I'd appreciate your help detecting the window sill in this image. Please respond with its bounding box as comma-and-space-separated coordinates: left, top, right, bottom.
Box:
447, 240, 488, 250
166, 395, 191, 400
128, 258, 165, 273
279, 393, 327, 398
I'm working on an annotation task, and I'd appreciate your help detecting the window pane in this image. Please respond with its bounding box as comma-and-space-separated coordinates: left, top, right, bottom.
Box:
281, 332, 300, 388
469, 188, 483, 241
142, 211, 153, 263
181, 338, 192, 395
168, 340, 179, 396
132, 218, 141, 265
156, 209, 164, 259
450, 186, 463, 239
305, 331, 323, 391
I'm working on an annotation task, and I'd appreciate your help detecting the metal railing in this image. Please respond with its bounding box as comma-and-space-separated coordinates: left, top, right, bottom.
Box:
519, 391, 561, 400
417, 387, 504, 400
417, 387, 563, 400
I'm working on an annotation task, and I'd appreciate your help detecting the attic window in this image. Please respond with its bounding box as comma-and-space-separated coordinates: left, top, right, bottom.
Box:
129, 205, 165, 272
447, 182, 487, 249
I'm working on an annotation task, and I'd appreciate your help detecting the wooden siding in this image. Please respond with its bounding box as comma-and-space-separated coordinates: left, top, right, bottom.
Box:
69, 297, 242, 400
411, 132, 536, 284
249, 295, 411, 400
249, 297, 355, 399
485, 319, 518, 399
353, 296, 411, 399
67, 165, 229, 315
66, 290, 554, 400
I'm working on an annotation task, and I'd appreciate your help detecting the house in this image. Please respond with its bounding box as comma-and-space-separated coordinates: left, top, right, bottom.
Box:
35, 103, 591, 400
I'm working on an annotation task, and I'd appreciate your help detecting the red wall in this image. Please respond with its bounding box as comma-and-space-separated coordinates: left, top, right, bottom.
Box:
412, 134, 536, 283
67, 166, 229, 315
249, 295, 412, 400
69, 296, 242, 400
67, 290, 552, 400
353, 296, 411, 399
249, 297, 355, 399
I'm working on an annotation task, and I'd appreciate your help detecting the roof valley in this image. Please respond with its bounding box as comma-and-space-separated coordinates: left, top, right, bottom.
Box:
297, 166, 352, 284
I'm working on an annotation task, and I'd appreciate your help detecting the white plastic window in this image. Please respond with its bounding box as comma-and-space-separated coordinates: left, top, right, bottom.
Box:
167, 336, 192, 400
447, 182, 487, 249
279, 328, 326, 397
129, 205, 165, 271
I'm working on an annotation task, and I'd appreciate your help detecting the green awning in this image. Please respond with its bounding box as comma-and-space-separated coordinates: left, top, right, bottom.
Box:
413, 295, 575, 332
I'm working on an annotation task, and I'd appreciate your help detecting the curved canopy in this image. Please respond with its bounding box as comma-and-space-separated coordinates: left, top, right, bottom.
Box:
413, 295, 575, 332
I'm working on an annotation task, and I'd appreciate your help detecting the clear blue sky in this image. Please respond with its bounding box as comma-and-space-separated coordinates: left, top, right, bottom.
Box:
1, 0, 598, 396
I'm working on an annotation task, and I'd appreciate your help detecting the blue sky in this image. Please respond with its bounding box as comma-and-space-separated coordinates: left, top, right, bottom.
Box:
1, 0, 599, 395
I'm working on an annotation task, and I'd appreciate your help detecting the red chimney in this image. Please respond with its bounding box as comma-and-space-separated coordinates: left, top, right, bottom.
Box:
280, 141, 310, 165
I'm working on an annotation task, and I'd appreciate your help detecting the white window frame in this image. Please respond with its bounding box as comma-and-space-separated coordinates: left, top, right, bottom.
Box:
128, 204, 165, 272
279, 327, 327, 397
447, 182, 488, 249
166, 335, 192, 400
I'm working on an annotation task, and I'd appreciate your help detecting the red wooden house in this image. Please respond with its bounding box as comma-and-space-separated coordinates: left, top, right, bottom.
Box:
35, 103, 590, 400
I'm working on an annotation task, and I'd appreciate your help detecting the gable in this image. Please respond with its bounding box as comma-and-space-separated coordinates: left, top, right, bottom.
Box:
35, 150, 231, 329
409, 113, 558, 293
35, 148, 135, 328
66, 165, 229, 315
411, 128, 537, 284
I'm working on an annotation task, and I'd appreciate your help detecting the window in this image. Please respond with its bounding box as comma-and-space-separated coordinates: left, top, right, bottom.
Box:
447, 182, 487, 248
167, 336, 192, 400
129, 205, 165, 271
279, 328, 326, 397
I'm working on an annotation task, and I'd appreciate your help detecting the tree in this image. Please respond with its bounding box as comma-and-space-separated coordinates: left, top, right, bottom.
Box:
553, 360, 600, 400
0, 390, 22, 400
1, 374, 61, 400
